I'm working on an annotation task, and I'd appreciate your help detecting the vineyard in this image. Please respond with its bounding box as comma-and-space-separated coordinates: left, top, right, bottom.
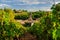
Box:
0, 3, 60, 40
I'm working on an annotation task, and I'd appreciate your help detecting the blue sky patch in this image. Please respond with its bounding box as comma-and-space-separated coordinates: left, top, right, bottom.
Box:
0, 0, 60, 11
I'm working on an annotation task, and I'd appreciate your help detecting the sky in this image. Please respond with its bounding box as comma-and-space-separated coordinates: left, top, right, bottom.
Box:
0, 0, 60, 11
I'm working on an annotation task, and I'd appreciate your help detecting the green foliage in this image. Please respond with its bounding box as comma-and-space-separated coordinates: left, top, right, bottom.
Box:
0, 22, 25, 40
0, 8, 25, 40
51, 3, 60, 40
32, 11, 44, 20
15, 12, 29, 20
0, 5, 60, 40
28, 22, 44, 40
40, 14, 53, 40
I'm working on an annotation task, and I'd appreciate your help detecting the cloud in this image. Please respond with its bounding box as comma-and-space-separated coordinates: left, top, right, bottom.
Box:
14, 0, 47, 5
55, 1, 60, 4
0, 0, 49, 5
0, 4, 11, 8
27, 6, 51, 12
40, 7, 51, 11
13, 4, 26, 5
1, 0, 12, 3
26, 2, 46, 5
0, 0, 60, 11
0, 4, 8, 6
1, 0, 60, 5
48, 0, 60, 4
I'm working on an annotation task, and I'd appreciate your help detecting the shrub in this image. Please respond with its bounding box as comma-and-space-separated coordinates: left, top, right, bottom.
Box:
0, 8, 25, 40
32, 11, 44, 20
15, 12, 29, 20
0, 22, 25, 40
28, 22, 44, 40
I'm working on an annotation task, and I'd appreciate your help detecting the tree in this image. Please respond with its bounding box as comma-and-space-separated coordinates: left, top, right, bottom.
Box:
51, 3, 60, 40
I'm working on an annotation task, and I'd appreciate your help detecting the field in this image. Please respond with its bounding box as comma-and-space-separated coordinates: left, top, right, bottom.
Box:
0, 3, 60, 40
